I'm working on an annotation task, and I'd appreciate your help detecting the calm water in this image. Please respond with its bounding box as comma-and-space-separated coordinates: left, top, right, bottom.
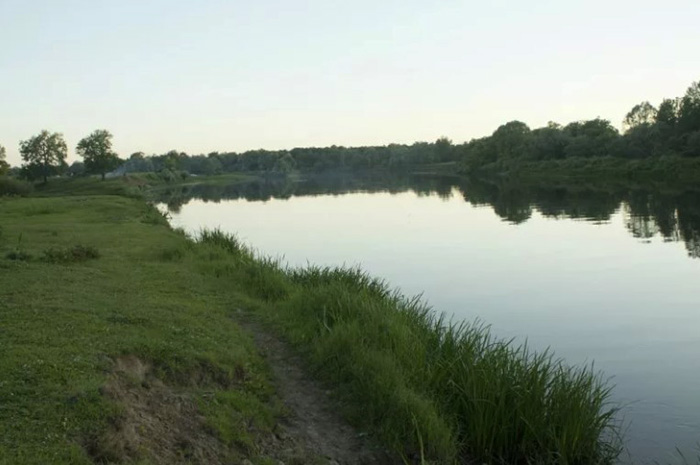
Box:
157, 174, 700, 463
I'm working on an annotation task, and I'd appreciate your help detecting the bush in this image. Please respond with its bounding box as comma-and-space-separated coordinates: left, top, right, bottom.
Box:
42, 244, 100, 263
0, 176, 33, 196
6, 250, 32, 261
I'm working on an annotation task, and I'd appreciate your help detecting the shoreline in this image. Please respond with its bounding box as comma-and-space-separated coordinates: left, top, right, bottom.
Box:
0, 176, 624, 463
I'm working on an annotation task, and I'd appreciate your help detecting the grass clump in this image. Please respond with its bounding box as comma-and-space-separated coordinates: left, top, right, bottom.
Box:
42, 244, 100, 263
4, 232, 32, 261
257, 265, 622, 464
6, 249, 32, 261
197, 229, 292, 301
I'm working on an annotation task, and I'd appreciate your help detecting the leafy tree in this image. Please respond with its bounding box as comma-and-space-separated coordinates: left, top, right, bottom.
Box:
685, 131, 700, 157
0, 144, 8, 175
679, 80, 700, 133
656, 98, 680, 126
623, 101, 657, 131
491, 121, 532, 160
564, 119, 618, 158
434, 137, 454, 162
530, 123, 568, 160
272, 152, 296, 174
19, 130, 68, 183
76, 130, 121, 180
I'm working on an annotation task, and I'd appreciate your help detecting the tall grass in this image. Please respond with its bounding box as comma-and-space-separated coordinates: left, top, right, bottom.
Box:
198, 231, 623, 464
197, 229, 291, 301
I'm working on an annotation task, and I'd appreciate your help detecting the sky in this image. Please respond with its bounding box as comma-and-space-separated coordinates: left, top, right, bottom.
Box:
1, 0, 699, 165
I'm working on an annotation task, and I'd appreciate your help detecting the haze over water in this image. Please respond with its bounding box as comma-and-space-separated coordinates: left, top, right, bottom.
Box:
159, 175, 700, 463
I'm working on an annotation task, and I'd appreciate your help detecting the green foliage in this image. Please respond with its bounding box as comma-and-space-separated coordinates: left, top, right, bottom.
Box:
0, 143, 9, 174
460, 77, 700, 175
76, 130, 122, 180
42, 244, 100, 263
624, 101, 658, 131
68, 160, 86, 177
19, 130, 68, 182
199, 228, 252, 257
157, 168, 189, 182
119, 140, 459, 176
197, 229, 291, 301
679, 80, 700, 133
0, 176, 34, 196
434, 136, 454, 162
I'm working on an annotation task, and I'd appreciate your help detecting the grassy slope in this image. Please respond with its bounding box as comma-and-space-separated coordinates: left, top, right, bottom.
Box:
0, 185, 281, 464
1, 176, 624, 465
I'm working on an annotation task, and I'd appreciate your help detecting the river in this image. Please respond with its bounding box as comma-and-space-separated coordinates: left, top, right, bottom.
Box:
156, 173, 700, 463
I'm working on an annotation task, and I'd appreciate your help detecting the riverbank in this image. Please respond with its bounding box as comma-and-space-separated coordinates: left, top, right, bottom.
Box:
1, 177, 622, 464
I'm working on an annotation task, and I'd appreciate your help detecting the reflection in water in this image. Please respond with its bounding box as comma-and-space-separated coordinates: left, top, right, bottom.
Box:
153, 173, 700, 259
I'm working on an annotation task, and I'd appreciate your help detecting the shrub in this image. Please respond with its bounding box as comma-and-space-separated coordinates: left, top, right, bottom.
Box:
42, 244, 100, 263
6, 250, 32, 261
0, 176, 33, 196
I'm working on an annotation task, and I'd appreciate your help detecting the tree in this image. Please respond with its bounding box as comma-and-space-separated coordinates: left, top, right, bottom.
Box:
19, 130, 68, 183
434, 136, 454, 162
656, 98, 680, 126
679, 80, 700, 133
0, 144, 8, 175
530, 124, 568, 160
623, 101, 657, 131
76, 130, 121, 180
491, 121, 532, 160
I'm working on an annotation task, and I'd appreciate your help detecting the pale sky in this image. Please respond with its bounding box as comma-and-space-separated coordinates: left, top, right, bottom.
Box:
1, 0, 698, 165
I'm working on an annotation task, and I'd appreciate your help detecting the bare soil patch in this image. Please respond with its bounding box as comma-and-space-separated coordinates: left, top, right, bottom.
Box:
86, 355, 230, 464
87, 324, 400, 464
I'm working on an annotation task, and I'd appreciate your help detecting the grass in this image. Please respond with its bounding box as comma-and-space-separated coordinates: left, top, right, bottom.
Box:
262, 263, 622, 464
0, 176, 625, 464
183, 227, 623, 463
0, 194, 282, 464
42, 244, 100, 263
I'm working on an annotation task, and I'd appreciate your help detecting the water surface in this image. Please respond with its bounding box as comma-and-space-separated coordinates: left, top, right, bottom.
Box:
158, 174, 700, 463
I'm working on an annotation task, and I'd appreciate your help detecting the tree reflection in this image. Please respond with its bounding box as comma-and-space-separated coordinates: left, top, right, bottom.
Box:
151, 172, 700, 259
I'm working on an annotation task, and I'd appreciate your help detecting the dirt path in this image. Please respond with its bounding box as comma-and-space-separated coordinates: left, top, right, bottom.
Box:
238, 316, 400, 465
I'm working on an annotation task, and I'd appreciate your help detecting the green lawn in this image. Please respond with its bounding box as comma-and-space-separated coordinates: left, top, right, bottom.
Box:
0, 192, 280, 464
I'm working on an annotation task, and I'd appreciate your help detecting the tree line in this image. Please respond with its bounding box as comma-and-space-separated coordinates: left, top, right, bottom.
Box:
3, 77, 699, 182
2, 133, 457, 182
460, 78, 700, 172
1, 130, 120, 182
122, 137, 456, 177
